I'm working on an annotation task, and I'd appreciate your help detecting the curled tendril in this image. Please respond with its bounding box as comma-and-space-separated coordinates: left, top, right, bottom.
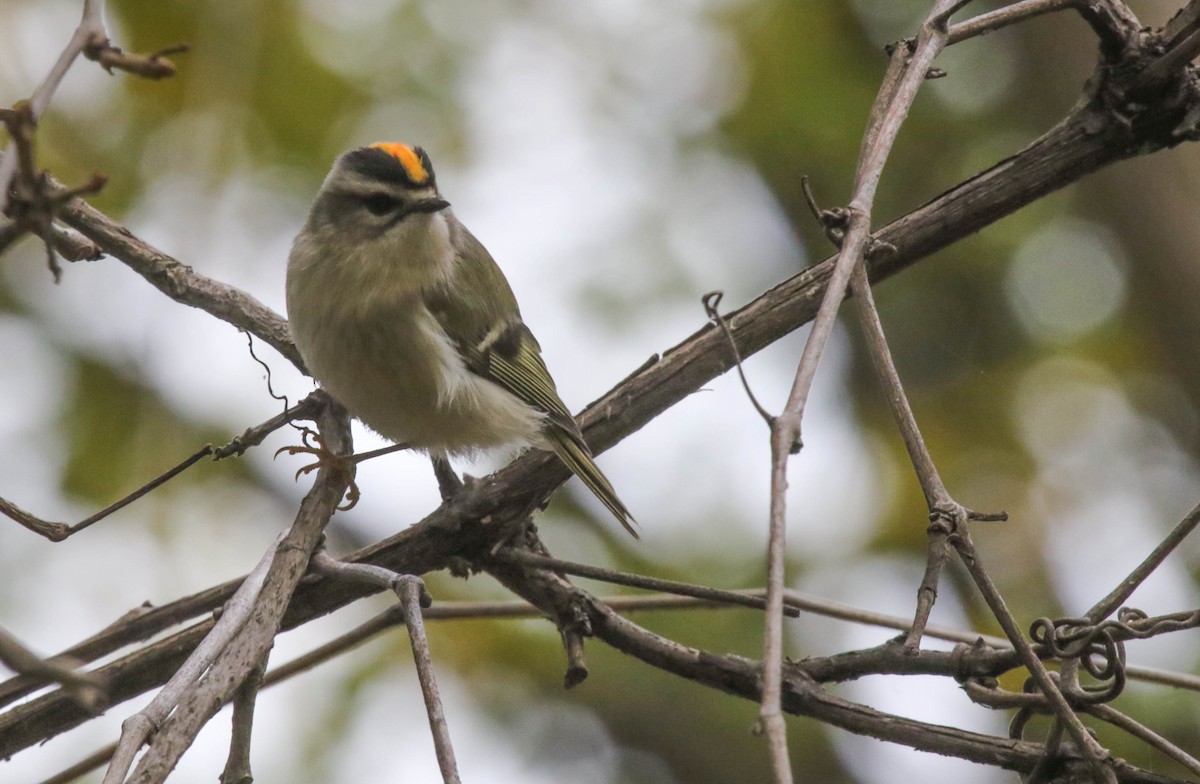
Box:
1029, 616, 1127, 705
1008, 704, 1036, 741
1026, 605, 1200, 707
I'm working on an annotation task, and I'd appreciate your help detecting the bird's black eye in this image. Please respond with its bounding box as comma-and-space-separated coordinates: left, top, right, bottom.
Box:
362, 192, 399, 216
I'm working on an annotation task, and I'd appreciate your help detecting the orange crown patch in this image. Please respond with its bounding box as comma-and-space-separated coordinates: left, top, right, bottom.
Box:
369, 142, 430, 185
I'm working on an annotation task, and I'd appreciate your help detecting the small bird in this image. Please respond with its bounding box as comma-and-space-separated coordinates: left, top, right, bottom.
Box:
286, 142, 637, 537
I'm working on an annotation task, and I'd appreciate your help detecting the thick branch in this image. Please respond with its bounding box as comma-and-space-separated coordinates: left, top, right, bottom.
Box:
48, 187, 302, 370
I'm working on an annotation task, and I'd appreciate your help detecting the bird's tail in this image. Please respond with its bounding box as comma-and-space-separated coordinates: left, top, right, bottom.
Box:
547, 430, 639, 539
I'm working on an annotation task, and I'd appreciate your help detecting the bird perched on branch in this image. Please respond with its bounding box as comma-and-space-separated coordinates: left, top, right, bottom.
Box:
286, 142, 637, 538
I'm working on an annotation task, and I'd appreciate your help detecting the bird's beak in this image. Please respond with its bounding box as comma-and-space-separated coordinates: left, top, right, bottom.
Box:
409, 197, 451, 215
386, 197, 451, 229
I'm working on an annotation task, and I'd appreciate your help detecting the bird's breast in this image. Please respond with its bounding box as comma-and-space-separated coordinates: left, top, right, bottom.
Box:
290, 289, 543, 454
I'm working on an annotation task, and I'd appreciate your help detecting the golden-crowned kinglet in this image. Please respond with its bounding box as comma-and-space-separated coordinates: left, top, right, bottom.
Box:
286, 142, 637, 537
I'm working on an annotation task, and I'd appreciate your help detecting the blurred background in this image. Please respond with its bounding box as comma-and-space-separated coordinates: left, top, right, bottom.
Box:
3, 0, 1200, 781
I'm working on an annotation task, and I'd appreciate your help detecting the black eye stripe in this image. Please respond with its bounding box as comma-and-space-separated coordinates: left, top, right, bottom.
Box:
362, 192, 400, 215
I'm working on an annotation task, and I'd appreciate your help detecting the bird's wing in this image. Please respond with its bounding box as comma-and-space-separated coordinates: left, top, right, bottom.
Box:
455, 317, 640, 538
423, 224, 580, 436
423, 224, 639, 536
471, 321, 580, 435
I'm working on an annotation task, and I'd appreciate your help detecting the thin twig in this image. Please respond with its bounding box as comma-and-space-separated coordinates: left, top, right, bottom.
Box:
0, 565, 795, 715
0, 0, 104, 216
799, 1, 1118, 778
37, 746, 118, 784
431, 457, 464, 501
1085, 502, 1200, 623
489, 550, 1176, 782
264, 593, 803, 692
947, 0, 1081, 44
1086, 703, 1200, 777
213, 394, 324, 459
351, 442, 412, 464
309, 550, 409, 590
847, 263, 946, 504
1, 446, 213, 541
0, 0, 181, 276
36, 169, 304, 369
702, 291, 773, 426
0, 628, 104, 714
5, 221, 104, 262
843, 226, 957, 648
560, 627, 589, 689
2, 393, 333, 541
838, 38, 1122, 784
68, 446, 214, 536
309, 549, 458, 782
32, 584, 1200, 784
776, 587, 1200, 692
844, 258, 1012, 649
311, 551, 459, 783
2, 105, 63, 281
83, 36, 187, 79
0, 497, 70, 541
397, 577, 460, 784
490, 549, 800, 617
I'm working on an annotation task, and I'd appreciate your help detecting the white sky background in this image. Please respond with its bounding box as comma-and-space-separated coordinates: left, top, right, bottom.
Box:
4, 1, 1200, 782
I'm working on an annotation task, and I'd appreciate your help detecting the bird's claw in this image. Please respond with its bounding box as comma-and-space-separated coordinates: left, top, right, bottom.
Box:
274, 428, 361, 511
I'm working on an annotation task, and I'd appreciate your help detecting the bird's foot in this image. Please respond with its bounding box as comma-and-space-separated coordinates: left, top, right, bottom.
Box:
275, 427, 361, 510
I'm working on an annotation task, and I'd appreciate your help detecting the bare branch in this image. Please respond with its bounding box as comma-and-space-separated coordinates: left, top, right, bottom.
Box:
398, 577, 460, 784
109, 404, 351, 784
951, 526, 1118, 783
36, 172, 304, 370
218, 658, 265, 784
946, 0, 1143, 57
101, 529, 288, 784
0, 219, 103, 262
2, 446, 213, 541
2, 388, 320, 547
486, 549, 1181, 782
755, 3, 971, 776
0, 497, 70, 541
1086, 704, 1200, 777
0, 0, 180, 279
0, 106, 105, 281
490, 549, 800, 617
36, 746, 118, 784
846, 249, 960, 648
310, 552, 459, 783
40, 580, 1200, 784
1084, 502, 1200, 622
213, 393, 325, 460
82, 36, 187, 79
948, 0, 1082, 44
0, 629, 104, 714
0, 0, 103, 216
431, 456, 464, 501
